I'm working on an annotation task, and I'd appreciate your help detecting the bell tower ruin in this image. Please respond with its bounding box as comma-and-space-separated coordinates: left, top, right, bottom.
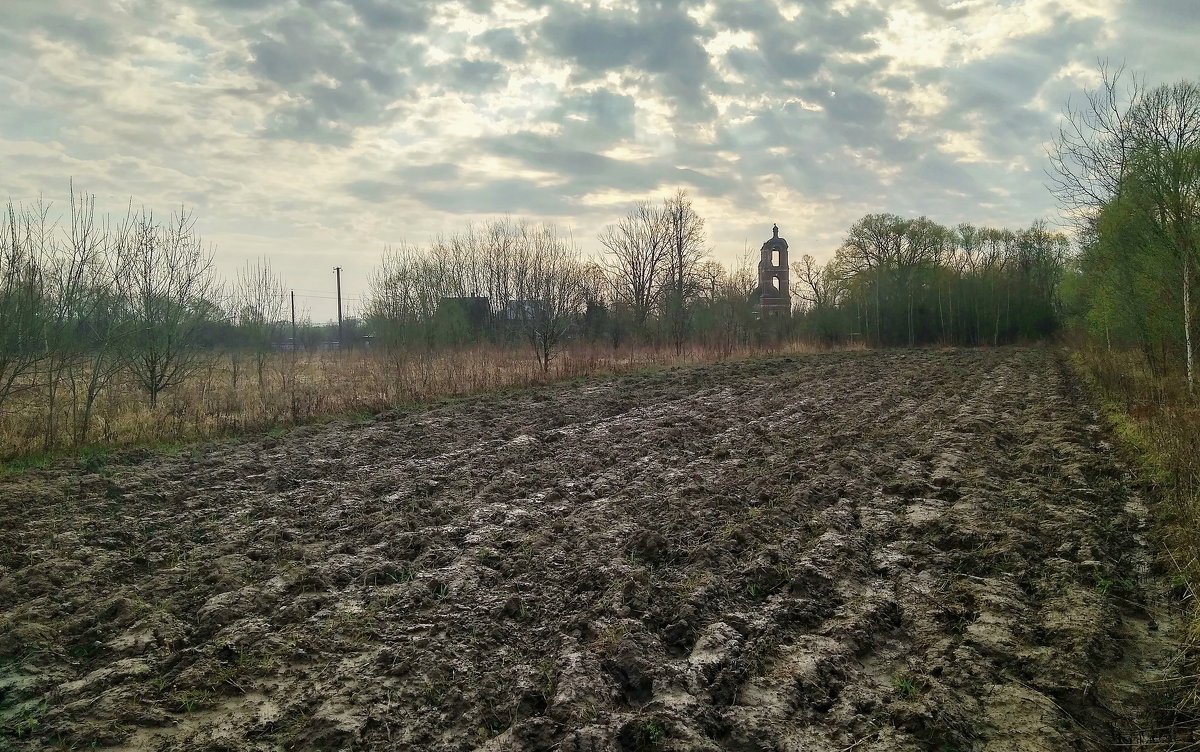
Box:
756, 223, 790, 315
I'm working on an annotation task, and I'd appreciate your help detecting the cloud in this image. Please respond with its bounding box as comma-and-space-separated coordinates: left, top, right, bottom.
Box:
536, 0, 717, 120
0, 0, 1197, 320
444, 59, 508, 94
480, 131, 736, 199
551, 89, 637, 148
344, 0, 435, 32
475, 28, 526, 62
226, 0, 442, 142
416, 178, 574, 215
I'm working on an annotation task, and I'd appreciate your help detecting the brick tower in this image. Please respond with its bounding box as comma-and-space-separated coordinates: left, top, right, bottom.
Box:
756, 223, 790, 315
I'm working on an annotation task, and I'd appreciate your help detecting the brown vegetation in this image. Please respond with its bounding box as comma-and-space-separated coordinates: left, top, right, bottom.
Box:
0, 341, 841, 463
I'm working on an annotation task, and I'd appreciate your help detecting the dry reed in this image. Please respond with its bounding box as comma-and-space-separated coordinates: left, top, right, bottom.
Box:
0, 340, 852, 461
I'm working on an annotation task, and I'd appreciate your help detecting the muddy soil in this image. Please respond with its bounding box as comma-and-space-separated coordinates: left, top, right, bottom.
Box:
0, 348, 1176, 751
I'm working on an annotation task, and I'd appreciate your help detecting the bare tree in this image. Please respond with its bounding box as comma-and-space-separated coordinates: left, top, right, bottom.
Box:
661, 190, 707, 353
121, 208, 220, 406
0, 200, 50, 416
513, 224, 586, 372
40, 184, 106, 449
231, 258, 288, 389
599, 201, 668, 335
792, 254, 830, 310
68, 202, 134, 444
706, 253, 758, 354
368, 242, 445, 347
695, 259, 726, 302
1048, 62, 1143, 218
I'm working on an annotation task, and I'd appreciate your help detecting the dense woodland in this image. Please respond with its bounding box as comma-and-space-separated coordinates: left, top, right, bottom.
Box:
793, 216, 1067, 346
0, 70, 1195, 454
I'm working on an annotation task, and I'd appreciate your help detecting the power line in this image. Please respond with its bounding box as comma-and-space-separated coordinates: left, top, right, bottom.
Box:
290, 296, 364, 304
291, 287, 349, 295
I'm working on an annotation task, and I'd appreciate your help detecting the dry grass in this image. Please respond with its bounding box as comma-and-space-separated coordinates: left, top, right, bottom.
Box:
1072, 344, 1200, 726
0, 339, 855, 462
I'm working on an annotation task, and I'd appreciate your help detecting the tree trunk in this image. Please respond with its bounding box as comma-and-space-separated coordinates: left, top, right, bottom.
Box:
81, 389, 98, 445
907, 288, 915, 347
875, 274, 882, 346
44, 360, 58, 452
1185, 258, 1194, 392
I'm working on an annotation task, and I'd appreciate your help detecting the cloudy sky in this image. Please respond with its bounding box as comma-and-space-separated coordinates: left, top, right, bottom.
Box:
2, 0, 1196, 320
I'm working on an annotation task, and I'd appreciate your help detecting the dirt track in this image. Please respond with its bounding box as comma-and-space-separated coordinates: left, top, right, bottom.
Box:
0, 348, 1175, 751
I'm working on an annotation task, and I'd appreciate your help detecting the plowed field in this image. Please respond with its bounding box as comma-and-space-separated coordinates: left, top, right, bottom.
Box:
0, 348, 1174, 751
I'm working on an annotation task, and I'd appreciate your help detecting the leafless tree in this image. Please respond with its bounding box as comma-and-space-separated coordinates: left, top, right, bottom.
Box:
368, 218, 589, 367
599, 201, 668, 335
695, 259, 727, 302
368, 243, 443, 330
40, 184, 113, 449
704, 253, 758, 355
513, 224, 586, 372
121, 208, 220, 406
1048, 61, 1143, 220
792, 254, 831, 311
68, 200, 135, 444
0, 200, 50, 416
231, 257, 288, 388
661, 190, 708, 353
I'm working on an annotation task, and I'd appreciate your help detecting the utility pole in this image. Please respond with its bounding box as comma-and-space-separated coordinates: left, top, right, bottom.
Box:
334, 266, 344, 348
290, 290, 296, 349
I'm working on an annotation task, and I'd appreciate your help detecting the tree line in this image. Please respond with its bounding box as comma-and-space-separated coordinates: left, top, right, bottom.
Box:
364, 191, 763, 368
364, 200, 1070, 358
791, 215, 1068, 347
31, 61, 1200, 444
2, 66, 1194, 462
1049, 66, 1199, 389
